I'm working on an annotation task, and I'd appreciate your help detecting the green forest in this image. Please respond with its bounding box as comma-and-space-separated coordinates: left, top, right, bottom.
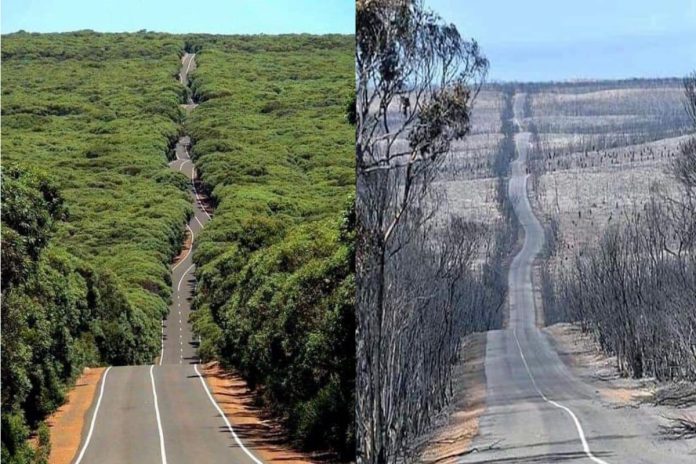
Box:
1, 31, 354, 461
1, 32, 192, 462
184, 35, 355, 456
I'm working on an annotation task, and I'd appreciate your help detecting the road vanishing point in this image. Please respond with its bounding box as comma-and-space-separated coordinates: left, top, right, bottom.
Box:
460, 93, 694, 464
72, 53, 264, 464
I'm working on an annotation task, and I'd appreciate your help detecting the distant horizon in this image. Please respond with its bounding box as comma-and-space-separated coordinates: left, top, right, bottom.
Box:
3, 28, 688, 85
427, 0, 696, 82
1, 29, 353, 37
484, 75, 689, 86
4, 0, 696, 83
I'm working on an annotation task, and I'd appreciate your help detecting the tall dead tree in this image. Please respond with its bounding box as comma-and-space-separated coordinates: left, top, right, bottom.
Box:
356, 1, 488, 462
685, 72, 696, 126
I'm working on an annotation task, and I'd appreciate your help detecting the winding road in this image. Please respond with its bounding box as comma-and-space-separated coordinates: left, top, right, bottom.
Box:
460, 94, 694, 463
72, 53, 264, 464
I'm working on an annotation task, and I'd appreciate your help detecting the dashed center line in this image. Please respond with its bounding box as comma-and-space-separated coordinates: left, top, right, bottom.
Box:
149, 53, 261, 464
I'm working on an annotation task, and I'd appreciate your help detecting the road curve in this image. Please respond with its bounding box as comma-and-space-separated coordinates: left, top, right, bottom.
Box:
460, 95, 694, 463
72, 53, 263, 464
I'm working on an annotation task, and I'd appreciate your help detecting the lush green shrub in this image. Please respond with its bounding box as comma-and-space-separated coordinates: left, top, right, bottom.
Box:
1, 413, 35, 464
2, 32, 191, 367
35, 422, 51, 464
1, 167, 102, 461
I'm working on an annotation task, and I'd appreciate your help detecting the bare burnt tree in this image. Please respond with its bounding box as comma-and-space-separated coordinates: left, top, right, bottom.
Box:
356, 1, 488, 462
674, 73, 696, 191
685, 72, 696, 126
547, 74, 696, 382
556, 196, 696, 379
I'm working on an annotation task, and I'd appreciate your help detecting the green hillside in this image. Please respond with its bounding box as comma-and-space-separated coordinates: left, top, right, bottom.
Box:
1, 31, 354, 461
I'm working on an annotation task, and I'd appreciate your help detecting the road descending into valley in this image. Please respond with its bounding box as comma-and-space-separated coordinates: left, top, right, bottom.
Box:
460, 95, 693, 463
72, 53, 264, 464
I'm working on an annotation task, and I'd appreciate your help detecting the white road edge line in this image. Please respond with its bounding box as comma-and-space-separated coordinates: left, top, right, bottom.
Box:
149, 365, 168, 464
182, 144, 211, 222
177, 264, 195, 292
185, 54, 194, 77
74, 366, 112, 464
191, 168, 212, 220
159, 320, 165, 366
180, 54, 194, 85
194, 364, 263, 464
513, 329, 610, 464
172, 224, 194, 271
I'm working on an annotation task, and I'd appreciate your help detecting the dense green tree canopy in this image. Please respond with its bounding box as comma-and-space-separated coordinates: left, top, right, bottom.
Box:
2, 32, 193, 367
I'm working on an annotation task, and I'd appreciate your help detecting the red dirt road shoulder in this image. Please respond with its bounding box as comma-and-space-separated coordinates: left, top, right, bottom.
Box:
172, 227, 192, 267
201, 362, 332, 463
418, 332, 488, 463
46, 367, 106, 464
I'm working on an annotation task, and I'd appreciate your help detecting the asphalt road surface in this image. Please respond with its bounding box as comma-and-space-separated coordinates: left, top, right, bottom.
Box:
72, 54, 263, 464
460, 97, 694, 463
